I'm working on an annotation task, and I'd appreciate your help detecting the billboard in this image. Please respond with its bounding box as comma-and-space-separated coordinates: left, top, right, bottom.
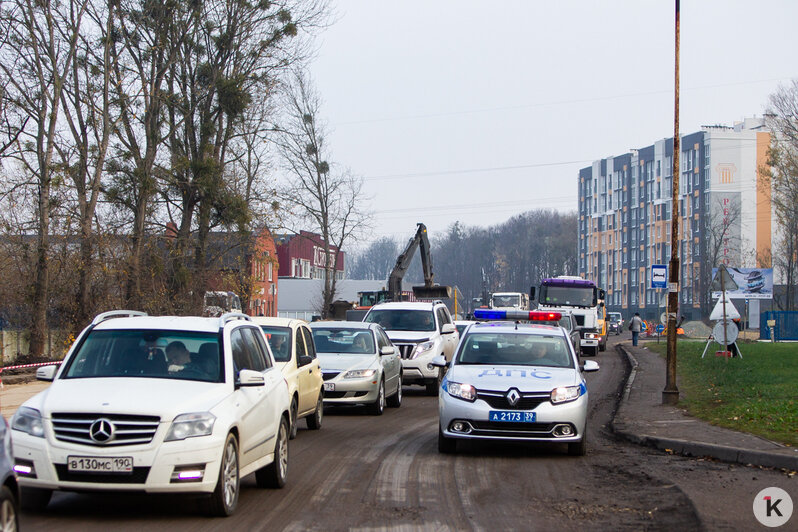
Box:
711, 267, 773, 299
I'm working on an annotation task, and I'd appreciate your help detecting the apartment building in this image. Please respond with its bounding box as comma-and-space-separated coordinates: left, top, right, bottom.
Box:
578, 117, 772, 320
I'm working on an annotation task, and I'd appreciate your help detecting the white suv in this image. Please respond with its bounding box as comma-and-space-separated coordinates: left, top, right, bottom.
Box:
363, 301, 459, 395
11, 311, 291, 517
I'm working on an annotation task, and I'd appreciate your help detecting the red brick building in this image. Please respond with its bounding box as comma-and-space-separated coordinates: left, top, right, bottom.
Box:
276, 231, 345, 281
204, 227, 279, 317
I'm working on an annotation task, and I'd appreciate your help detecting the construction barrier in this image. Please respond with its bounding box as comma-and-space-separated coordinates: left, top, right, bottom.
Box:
0, 361, 61, 388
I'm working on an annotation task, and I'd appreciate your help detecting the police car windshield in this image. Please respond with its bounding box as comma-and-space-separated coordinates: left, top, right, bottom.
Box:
364, 310, 435, 332
456, 333, 573, 368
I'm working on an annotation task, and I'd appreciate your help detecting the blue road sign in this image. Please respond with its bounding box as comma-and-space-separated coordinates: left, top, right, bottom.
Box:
656, 324, 665, 333
651, 264, 667, 289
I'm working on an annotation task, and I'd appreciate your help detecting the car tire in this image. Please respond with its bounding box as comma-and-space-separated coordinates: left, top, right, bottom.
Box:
257, 416, 289, 489
568, 434, 587, 456
367, 379, 385, 416
306, 392, 323, 430
438, 428, 457, 454
209, 432, 240, 517
387, 376, 402, 408
599, 342, 606, 352
20, 487, 51, 512
425, 378, 438, 396
289, 398, 298, 440
0, 485, 19, 529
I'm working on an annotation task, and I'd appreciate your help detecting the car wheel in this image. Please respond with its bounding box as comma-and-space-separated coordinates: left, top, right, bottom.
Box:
20, 487, 51, 512
387, 376, 402, 408
568, 434, 587, 456
289, 398, 298, 440
599, 342, 606, 352
257, 416, 289, 489
438, 428, 457, 454
0, 485, 19, 530
367, 379, 385, 416
306, 392, 323, 430
425, 378, 438, 396
209, 432, 240, 517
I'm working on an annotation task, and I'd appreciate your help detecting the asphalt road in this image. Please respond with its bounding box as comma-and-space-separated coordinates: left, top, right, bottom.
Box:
20, 334, 795, 530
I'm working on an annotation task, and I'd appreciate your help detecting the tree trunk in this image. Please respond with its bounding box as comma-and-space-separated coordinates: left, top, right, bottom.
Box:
29, 180, 51, 358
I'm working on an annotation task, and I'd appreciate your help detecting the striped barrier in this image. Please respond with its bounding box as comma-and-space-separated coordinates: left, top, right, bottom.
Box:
0, 361, 61, 388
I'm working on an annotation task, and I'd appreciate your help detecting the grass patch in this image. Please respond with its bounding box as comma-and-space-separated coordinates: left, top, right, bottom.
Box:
646, 340, 798, 446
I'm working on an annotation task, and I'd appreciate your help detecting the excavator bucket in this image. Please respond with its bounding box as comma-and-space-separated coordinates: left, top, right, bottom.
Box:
412, 285, 452, 300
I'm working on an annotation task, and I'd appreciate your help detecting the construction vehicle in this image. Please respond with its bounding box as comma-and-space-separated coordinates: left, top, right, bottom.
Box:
489, 292, 530, 311
357, 223, 452, 307
530, 276, 606, 356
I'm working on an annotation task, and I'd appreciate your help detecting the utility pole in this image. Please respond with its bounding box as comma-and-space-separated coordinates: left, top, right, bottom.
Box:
663, 0, 681, 405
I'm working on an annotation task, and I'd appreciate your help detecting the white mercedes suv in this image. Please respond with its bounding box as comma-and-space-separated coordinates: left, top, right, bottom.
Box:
363, 301, 459, 395
10, 311, 291, 517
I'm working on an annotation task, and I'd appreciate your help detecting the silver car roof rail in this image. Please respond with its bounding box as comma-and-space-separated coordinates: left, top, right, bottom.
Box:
91, 310, 148, 325
219, 312, 251, 326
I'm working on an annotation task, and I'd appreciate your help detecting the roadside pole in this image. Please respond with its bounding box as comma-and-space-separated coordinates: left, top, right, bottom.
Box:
721, 265, 729, 355
663, 0, 681, 405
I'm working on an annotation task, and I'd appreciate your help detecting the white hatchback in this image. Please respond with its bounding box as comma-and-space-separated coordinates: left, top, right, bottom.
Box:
251, 317, 324, 439
11, 311, 291, 517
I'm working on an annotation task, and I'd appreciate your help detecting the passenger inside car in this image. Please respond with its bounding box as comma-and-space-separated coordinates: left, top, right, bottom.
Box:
166, 341, 191, 372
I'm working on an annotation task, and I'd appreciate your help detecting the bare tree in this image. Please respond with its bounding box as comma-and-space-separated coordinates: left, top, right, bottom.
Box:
700, 197, 742, 313
0, 0, 89, 355
55, 0, 119, 326
348, 237, 399, 281
276, 71, 369, 318
765, 81, 798, 310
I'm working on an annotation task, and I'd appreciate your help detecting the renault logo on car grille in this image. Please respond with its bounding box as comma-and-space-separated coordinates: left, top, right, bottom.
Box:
506, 388, 521, 406
89, 418, 115, 443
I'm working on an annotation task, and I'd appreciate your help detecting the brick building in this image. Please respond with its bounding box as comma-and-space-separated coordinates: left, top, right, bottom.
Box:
276, 231, 345, 281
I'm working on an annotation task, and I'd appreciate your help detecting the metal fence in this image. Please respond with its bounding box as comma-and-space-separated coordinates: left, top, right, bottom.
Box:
759, 311, 798, 341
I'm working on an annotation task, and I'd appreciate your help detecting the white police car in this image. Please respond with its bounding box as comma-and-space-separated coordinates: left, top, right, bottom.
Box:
432, 309, 599, 456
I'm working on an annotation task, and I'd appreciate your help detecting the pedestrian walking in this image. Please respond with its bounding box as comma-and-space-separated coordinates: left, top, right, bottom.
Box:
629, 312, 643, 346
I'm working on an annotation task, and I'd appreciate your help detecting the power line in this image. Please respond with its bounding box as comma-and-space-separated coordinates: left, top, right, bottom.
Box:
334, 77, 792, 128
364, 160, 591, 181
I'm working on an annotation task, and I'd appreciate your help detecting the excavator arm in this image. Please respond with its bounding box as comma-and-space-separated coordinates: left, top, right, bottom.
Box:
388, 223, 451, 301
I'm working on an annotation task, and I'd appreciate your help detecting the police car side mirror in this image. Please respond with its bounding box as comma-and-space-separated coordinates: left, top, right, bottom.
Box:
581, 360, 600, 372
430, 355, 449, 368
441, 324, 456, 335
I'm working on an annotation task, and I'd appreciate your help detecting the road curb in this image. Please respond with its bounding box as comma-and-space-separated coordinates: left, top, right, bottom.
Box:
610, 344, 798, 471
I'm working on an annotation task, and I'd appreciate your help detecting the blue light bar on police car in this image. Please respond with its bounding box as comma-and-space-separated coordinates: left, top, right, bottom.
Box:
473, 309, 563, 321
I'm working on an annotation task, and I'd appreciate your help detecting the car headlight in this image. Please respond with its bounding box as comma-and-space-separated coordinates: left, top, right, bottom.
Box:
343, 369, 377, 379
165, 412, 216, 442
11, 407, 45, 438
550, 383, 586, 404
584, 333, 598, 339
412, 341, 436, 358
445, 381, 476, 402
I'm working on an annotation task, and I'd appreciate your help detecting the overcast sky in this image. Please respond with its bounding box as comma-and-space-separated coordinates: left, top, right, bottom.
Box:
308, 0, 798, 248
